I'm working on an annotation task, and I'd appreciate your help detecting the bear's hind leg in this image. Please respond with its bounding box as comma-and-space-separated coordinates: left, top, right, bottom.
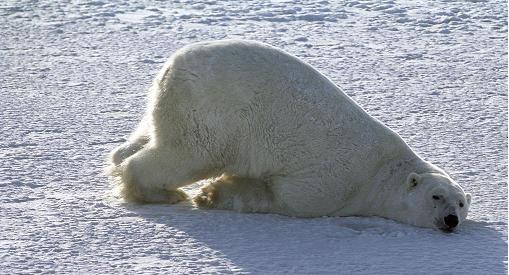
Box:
116, 146, 215, 203
194, 175, 274, 213
110, 135, 149, 166
110, 116, 152, 166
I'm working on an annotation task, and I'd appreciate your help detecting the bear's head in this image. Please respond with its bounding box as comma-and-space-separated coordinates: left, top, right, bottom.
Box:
403, 172, 471, 232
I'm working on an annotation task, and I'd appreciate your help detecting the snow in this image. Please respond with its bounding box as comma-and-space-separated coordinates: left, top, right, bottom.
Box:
0, 0, 507, 274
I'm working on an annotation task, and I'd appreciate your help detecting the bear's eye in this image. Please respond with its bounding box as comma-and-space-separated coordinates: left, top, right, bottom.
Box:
459, 202, 464, 208
432, 195, 440, 200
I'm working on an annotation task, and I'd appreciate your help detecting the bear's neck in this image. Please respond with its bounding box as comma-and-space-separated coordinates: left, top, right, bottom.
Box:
334, 150, 442, 219
360, 155, 442, 223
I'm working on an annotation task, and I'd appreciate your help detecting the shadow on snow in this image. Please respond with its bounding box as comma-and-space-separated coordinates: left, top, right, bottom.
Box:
125, 201, 507, 274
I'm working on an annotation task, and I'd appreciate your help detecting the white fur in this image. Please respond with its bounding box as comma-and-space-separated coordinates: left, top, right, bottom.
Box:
107, 39, 470, 230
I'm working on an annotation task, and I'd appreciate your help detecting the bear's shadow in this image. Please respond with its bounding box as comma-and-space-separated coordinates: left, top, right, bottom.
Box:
126, 200, 507, 274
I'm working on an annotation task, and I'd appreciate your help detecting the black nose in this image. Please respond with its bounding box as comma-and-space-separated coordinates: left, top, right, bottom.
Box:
444, 215, 459, 228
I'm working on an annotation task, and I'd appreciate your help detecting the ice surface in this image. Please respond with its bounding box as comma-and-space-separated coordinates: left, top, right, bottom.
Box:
0, 0, 507, 274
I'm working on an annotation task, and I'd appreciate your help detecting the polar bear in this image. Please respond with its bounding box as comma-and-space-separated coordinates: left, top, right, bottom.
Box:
108, 39, 471, 231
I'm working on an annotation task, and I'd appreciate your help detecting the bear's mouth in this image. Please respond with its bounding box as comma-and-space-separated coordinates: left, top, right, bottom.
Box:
434, 218, 456, 233
439, 227, 455, 233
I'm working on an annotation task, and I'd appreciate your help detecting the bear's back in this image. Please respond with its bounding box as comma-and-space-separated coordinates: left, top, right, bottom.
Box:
151, 40, 408, 178
159, 39, 369, 124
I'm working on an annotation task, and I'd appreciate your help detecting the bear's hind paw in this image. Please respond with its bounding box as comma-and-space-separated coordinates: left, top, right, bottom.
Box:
125, 188, 189, 204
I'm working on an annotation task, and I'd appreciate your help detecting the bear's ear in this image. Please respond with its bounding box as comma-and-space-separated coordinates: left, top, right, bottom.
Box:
466, 193, 471, 205
407, 172, 421, 190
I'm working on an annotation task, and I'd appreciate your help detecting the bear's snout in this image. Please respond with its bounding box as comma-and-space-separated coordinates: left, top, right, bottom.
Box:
444, 214, 459, 229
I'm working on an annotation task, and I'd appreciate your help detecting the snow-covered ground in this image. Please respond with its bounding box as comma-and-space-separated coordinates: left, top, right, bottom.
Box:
1, 0, 507, 274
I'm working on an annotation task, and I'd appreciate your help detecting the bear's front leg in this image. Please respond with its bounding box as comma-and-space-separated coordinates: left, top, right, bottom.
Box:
194, 175, 274, 213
